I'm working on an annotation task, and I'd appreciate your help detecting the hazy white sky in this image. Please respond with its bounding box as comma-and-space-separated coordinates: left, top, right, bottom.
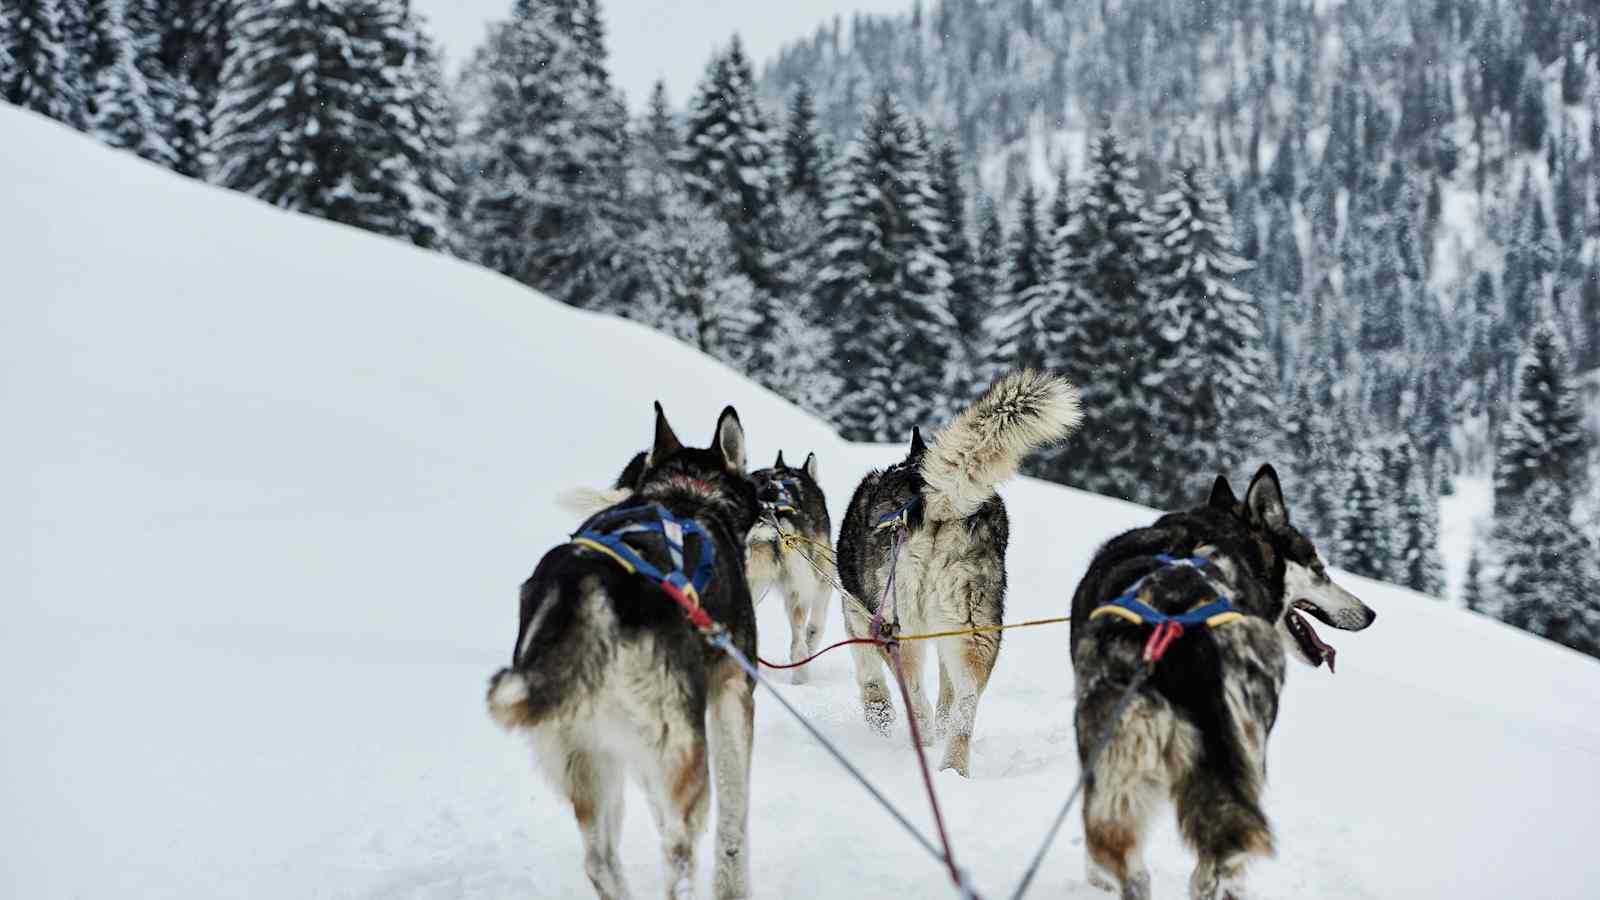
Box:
411, 0, 915, 110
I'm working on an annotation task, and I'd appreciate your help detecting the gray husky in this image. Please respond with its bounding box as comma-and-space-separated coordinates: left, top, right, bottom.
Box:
745, 451, 835, 683
488, 404, 760, 900
1068, 466, 1377, 900
835, 370, 1082, 775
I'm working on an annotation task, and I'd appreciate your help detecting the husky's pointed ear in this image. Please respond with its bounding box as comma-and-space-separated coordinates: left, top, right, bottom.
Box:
714, 406, 746, 473
908, 426, 927, 460
775, 450, 787, 469
1244, 464, 1289, 530
803, 451, 819, 483
1208, 474, 1238, 512
649, 401, 682, 465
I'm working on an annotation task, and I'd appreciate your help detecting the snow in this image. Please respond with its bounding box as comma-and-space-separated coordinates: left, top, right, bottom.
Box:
4, 105, 1600, 899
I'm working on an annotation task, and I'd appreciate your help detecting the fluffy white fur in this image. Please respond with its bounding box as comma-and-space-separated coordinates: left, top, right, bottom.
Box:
556, 486, 634, 518
921, 369, 1083, 520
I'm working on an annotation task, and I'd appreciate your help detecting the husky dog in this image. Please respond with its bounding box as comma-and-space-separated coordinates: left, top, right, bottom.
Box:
745, 451, 834, 684
487, 404, 760, 900
835, 370, 1082, 776
1068, 465, 1378, 900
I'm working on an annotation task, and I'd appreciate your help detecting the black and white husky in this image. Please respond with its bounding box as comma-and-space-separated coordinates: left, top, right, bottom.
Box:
1068, 466, 1377, 900
835, 370, 1082, 776
560, 448, 835, 683
487, 404, 760, 900
745, 451, 834, 683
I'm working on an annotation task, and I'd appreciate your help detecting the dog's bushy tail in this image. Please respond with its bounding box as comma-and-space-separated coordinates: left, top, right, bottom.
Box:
921, 369, 1082, 520
555, 486, 633, 518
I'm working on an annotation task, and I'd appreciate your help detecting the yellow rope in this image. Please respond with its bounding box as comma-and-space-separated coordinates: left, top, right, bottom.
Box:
896, 615, 1073, 642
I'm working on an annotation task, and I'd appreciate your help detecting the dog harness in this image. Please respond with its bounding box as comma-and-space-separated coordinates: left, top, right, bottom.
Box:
1090, 554, 1244, 662
570, 503, 718, 632
875, 496, 922, 531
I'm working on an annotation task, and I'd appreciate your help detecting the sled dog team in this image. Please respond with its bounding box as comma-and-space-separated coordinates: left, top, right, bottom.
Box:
487, 369, 1378, 900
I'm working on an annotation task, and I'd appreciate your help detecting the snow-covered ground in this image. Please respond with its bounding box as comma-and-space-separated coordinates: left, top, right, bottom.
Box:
5, 106, 1600, 899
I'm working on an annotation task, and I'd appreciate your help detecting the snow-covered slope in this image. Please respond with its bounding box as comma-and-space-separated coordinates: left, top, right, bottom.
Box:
4, 106, 1598, 899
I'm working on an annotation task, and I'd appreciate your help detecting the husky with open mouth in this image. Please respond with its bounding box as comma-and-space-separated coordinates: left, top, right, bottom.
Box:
1068, 465, 1377, 900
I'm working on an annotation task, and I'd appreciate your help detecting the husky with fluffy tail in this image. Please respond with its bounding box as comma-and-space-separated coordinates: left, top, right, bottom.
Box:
487, 404, 760, 900
745, 451, 834, 683
835, 370, 1082, 775
1068, 466, 1377, 900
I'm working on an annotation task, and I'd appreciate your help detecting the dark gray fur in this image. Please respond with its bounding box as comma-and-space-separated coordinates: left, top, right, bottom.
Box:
1068, 465, 1376, 900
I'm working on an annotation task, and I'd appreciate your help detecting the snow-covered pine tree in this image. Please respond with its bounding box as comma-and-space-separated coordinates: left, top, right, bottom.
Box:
4, 0, 86, 128
1493, 479, 1600, 658
1334, 443, 1393, 581
984, 182, 1049, 376
1389, 438, 1445, 595
83, 0, 174, 164
458, 0, 631, 307
340, 0, 455, 249
677, 36, 784, 293
212, 0, 375, 220
1053, 132, 1159, 502
812, 90, 957, 441
1492, 316, 1588, 516
1462, 541, 1485, 613
781, 78, 826, 204
932, 138, 981, 389
150, 0, 230, 178
1145, 161, 1271, 509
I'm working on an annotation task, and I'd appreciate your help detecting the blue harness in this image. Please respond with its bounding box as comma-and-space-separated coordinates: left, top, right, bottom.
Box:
570, 503, 717, 607
875, 496, 922, 531
1090, 554, 1243, 661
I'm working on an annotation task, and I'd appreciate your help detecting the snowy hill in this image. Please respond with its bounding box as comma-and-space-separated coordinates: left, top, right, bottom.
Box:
4, 106, 1599, 899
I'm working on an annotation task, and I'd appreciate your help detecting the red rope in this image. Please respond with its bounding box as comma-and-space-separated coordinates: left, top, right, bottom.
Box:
888, 639, 968, 893
758, 636, 884, 670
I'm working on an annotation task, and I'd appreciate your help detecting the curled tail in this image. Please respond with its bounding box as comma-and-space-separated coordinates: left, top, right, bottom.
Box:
921, 369, 1082, 520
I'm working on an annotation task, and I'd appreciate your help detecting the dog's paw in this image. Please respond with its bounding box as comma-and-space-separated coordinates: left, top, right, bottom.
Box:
864, 698, 895, 736
790, 665, 810, 686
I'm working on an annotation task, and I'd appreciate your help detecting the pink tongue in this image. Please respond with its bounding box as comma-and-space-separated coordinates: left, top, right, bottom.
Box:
1306, 621, 1337, 674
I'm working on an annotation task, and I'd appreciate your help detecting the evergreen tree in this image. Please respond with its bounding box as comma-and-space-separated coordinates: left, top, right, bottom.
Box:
341, 0, 455, 249
1494, 480, 1600, 657
932, 139, 981, 383
813, 90, 957, 440
1053, 132, 1159, 501
1514, 59, 1548, 153
781, 78, 826, 204
1493, 317, 1588, 515
83, 0, 174, 164
1335, 444, 1393, 581
986, 182, 1049, 374
459, 0, 632, 307
152, 0, 231, 178
1390, 439, 1446, 595
4, 0, 85, 128
1462, 542, 1485, 613
1146, 162, 1271, 508
678, 37, 784, 292
213, 0, 376, 223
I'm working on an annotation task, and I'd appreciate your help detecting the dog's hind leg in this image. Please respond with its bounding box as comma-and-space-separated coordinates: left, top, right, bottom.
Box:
707, 657, 754, 899
803, 570, 832, 659
934, 657, 953, 739
843, 597, 894, 735
541, 739, 631, 900
934, 627, 999, 776
1076, 693, 1170, 900
641, 725, 710, 900
783, 577, 813, 685
1174, 766, 1273, 900
893, 637, 935, 747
